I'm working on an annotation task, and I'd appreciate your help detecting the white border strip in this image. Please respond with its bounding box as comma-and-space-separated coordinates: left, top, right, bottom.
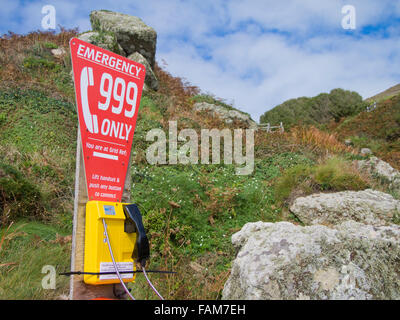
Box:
88, 137, 126, 147
93, 151, 119, 160
77, 55, 141, 80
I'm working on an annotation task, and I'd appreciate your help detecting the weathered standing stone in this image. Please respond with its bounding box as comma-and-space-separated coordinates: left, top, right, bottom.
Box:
289, 189, 400, 226
90, 10, 157, 67
356, 156, 400, 191
77, 31, 124, 55
222, 221, 400, 300
127, 52, 158, 91
344, 139, 353, 146
51, 48, 66, 57
193, 102, 258, 129
360, 148, 373, 156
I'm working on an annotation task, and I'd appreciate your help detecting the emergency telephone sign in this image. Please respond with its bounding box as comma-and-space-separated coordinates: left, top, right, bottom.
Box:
70, 37, 145, 202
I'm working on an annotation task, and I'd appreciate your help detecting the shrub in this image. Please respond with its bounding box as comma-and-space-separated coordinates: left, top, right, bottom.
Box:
42, 42, 58, 49
0, 162, 45, 223
274, 164, 313, 204
260, 88, 365, 128
274, 156, 369, 205
23, 56, 61, 71
313, 157, 368, 191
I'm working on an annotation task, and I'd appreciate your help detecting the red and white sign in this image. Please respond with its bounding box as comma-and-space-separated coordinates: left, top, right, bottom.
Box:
70, 37, 145, 202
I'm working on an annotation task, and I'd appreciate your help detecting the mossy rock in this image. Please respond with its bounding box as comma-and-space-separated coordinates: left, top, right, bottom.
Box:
77, 31, 124, 56
90, 10, 157, 67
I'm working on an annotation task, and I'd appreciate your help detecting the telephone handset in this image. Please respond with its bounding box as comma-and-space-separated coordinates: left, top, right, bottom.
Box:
80, 67, 99, 134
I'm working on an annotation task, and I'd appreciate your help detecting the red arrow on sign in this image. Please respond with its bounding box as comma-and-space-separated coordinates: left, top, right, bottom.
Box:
70, 37, 145, 202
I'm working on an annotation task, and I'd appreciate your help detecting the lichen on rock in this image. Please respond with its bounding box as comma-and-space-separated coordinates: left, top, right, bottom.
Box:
222, 221, 400, 300
77, 31, 124, 56
90, 10, 157, 68
356, 156, 400, 192
127, 52, 158, 91
289, 189, 400, 226
193, 102, 258, 129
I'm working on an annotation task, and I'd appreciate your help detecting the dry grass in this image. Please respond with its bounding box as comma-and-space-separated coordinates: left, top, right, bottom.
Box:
290, 126, 355, 155
0, 29, 78, 97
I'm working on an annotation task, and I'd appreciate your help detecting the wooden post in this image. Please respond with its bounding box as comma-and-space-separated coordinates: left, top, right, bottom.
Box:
69, 128, 132, 300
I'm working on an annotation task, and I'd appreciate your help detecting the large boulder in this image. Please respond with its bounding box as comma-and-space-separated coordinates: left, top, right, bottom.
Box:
90, 10, 157, 67
193, 102, 258, 130
222, 221, 400, 300
127, 52, 158, 91
289, 189, 400, 226
356, 156, 400, 191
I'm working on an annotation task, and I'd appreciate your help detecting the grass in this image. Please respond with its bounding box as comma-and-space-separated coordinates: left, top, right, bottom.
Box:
290, 126, 355, 155
274, 156, 370, 205
0, 88, 77, 227
131, 162, 280, 257
0, 221, 71, 299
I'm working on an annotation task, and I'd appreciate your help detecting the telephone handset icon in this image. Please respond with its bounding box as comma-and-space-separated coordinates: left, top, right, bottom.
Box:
80, 67, 99, 134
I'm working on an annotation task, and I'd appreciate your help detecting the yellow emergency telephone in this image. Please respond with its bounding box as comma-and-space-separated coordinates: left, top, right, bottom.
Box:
83, 201, 149, 285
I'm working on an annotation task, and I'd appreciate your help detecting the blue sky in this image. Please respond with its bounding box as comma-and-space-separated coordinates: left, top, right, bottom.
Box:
1, 0, 400, 122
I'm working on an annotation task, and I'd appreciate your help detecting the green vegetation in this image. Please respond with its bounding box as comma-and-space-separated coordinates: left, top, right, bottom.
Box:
0, 221, 70, 299
274, 156, 369, 205
43, 42, 58, 49
0, 162, 44, 223
260, 88, 366, 128
334, 93, 400, 169
0, 87, 76, 232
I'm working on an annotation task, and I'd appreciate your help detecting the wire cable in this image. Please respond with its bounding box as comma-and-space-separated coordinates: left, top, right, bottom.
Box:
142, 266, 164, 300
102, 218, 136, 300
59, 270, 176, 276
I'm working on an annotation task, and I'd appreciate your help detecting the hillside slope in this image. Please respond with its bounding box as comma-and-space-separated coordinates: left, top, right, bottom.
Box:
366, 83, 400, 103
333, 93, 400, 169
1, 25, 398, 300
0, 30, 283, 299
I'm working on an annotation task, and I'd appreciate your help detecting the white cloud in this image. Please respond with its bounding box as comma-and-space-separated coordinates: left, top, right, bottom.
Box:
1, 0, 399, 122
157, 28, 400, 121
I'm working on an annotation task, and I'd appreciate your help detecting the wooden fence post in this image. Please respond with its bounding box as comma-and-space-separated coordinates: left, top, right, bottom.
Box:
69, 128, 132, 300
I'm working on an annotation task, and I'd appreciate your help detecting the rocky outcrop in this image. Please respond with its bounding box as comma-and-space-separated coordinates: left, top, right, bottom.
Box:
90, 10, 157, 68
289, 189, 400, 226
222, 221, 400, 300
77, 11, 159, 91
356, 156, 400, 191
193, 102, 258, 129
127, 52, 158, 91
